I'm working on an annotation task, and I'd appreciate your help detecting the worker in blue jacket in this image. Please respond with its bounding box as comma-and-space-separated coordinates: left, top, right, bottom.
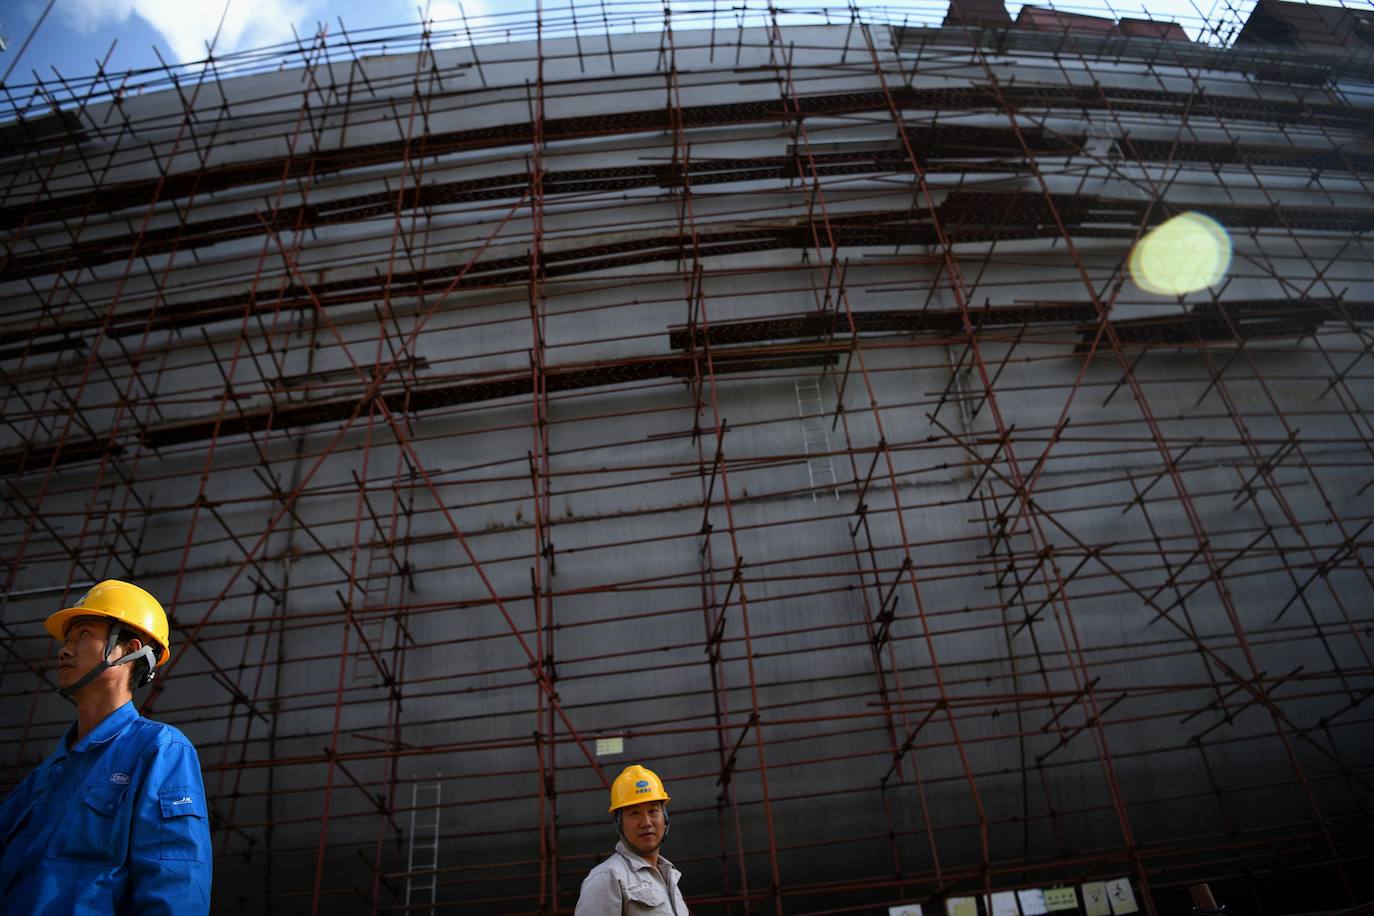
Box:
0, 579, 212, 914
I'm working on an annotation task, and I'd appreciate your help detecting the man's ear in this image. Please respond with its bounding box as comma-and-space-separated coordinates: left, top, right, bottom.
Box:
116, 636, 144, 660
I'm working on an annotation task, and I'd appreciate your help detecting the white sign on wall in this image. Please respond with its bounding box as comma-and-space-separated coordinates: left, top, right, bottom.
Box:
1018, 888, 1049, 916
989, 891, 1020, 916
1083, 882, 1111, 916
1106, 878, 1140, 915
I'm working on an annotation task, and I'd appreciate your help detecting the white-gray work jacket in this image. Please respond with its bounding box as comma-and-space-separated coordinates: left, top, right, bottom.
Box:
574, 840, 689, 916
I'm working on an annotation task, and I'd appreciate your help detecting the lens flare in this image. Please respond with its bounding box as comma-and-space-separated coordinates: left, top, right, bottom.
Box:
1129, 212, 1231, 296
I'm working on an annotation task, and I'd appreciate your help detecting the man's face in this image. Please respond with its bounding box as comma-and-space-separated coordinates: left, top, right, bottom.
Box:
58, 617, 117, 691
619, 801, 666, 856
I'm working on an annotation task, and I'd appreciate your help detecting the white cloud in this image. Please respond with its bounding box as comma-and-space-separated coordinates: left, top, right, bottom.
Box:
58, 0, 136, 35
59, 0, 324, 63
419, 0, 464, 23
403, 0, 487, 29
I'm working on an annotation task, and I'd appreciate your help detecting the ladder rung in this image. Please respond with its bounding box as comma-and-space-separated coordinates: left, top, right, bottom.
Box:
407, 778, 443, 911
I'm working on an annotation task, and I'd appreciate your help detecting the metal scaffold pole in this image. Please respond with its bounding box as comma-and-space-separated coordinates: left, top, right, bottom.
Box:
2, 1, 1372, 912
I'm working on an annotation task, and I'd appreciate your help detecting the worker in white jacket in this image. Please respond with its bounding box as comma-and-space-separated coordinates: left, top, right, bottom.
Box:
574, 764, 689, 916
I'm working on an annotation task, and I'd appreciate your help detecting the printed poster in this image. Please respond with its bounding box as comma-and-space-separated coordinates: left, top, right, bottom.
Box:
1083, 881, 1111, 916
989, 891, 1020, 916
947, 897, 978, 916
1018, 889, 1049, 916
1044, 887, 1079, 911
1106, 878, 1140, 915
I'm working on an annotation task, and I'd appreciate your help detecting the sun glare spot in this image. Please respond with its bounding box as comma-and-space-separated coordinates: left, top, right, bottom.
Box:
1130, 212, 1232, 296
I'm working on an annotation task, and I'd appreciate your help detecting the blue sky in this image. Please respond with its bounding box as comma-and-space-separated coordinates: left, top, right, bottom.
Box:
1, 0, 504, 90
0, 0, 1363, 100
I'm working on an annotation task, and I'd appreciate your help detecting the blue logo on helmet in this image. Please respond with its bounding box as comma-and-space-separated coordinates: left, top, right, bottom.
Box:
635, 780, 649, 788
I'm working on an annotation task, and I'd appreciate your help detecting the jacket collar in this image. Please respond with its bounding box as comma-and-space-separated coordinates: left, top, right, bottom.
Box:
59, 699, 138, 756
615, 839, 676, 876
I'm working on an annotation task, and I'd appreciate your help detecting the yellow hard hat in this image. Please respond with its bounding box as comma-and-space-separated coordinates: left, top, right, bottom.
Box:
609, 764, 670, 813
45, 580, 171, 666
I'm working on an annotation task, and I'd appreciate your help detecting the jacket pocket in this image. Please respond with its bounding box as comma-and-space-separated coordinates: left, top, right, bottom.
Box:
157, 786, 206, 861
625, 880, 666, 908
51, 785, 129, 863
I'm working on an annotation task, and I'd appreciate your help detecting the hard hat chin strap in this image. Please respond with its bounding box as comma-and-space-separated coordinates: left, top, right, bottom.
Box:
58, 629, 158, 700
118, 644, 159, 689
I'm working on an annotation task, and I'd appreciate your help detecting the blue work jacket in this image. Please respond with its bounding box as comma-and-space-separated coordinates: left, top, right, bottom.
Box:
0, 700, 212, 914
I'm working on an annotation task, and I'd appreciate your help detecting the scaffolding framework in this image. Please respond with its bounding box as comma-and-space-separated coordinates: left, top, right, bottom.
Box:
2, 1, 1373, 913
